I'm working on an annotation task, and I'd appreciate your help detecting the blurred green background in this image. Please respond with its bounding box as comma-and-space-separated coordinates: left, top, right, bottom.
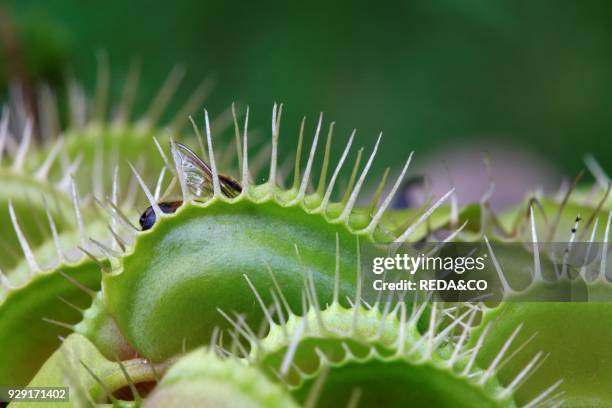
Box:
1, 0, 610, 181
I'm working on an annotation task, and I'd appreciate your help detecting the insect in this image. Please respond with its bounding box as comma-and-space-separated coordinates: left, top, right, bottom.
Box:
139, 142, 242, 230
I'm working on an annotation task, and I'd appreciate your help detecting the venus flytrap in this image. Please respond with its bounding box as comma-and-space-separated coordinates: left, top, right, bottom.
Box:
234, 274, 561, 408
0, 111, 79, 274
3, 72, 611, 407
143, 347, 299, 408
73, 106, 455, 365
14, 60, 217, 200
0, 150, 138, 387
0, 191, 108, 387
14, 332, 169, 407
0, 60, 216, 274
471, 182, 612, 407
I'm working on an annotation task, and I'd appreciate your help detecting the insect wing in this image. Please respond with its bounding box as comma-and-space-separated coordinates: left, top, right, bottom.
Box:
219, 174, 242, 197
173, 142, 214, 198
173, 142, 242, 198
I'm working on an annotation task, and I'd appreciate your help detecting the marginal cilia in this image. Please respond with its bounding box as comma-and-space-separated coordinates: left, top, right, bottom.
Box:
0, 63, 611, 406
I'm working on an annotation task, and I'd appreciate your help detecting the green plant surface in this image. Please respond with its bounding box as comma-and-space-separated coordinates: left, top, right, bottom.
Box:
0, 210, 111, 387
1, 97, 609, 407
0, 116, 80, 273
13, 333, 167, 407
497, 195, 610, 242
474, 300, 612, 407
101, 199, 361, 362
0, 153, 119, 387
246, 300, 523, 408
144, 348, 299, 408
76, 110, 450, 363
0, 169, 75, 272
0, 261, 102, 387
472, 201, 612, 406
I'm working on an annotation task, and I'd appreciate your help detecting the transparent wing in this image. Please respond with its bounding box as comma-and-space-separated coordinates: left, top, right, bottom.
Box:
173, 142, 214, 198
172, 142, 242, 198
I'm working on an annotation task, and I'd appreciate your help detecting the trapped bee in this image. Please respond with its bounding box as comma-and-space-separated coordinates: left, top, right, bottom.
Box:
139, 142, 242, 230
